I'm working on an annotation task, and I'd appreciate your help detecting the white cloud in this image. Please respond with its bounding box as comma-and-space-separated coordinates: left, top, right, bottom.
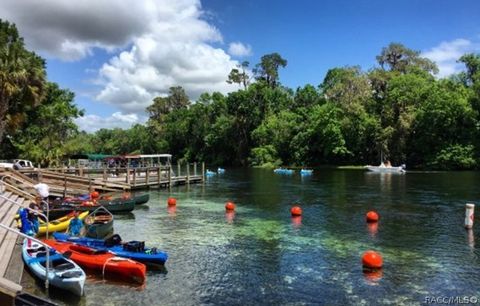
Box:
75, 112, 144, 133
423, 38, 480, 78
228, 42, 252, 57
1, 0, 246, 114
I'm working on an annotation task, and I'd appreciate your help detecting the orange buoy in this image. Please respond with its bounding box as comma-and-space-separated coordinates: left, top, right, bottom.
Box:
90, 191, 100, 199
362, 250, 383, 269
225, 201, 236, 211
167, 197, 177, 206
366, 211, 379, 223
290, 206, 302, 216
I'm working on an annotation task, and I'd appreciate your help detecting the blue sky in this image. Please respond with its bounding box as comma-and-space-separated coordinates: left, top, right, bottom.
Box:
2, 0, 480, 132
203, 0, 480, 87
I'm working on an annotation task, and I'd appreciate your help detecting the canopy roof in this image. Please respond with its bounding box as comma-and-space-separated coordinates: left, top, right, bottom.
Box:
69, 154, 114, 160
124, 154, 172, 159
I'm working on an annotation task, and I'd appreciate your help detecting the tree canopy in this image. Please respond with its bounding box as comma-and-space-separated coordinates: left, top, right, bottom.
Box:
2, 19, 480, 170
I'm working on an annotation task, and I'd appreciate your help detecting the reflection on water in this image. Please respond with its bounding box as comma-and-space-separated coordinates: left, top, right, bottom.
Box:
22, 168, 480, 305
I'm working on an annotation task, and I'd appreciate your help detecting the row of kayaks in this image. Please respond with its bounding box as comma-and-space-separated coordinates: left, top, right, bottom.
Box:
46, 193, 149, 220
21, 193, 168, 297
23, 232, 168, 296
274, 168, 313, 175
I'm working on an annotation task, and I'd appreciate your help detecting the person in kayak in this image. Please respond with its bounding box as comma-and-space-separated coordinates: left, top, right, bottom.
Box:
68, 210, 84, 236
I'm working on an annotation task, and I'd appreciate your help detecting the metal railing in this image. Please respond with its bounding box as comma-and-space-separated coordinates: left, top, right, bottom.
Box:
0, 194, 50, 239
0, 223, 51, 290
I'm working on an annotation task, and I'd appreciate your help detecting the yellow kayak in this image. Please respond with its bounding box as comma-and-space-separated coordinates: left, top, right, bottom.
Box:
37, 211, 89, 235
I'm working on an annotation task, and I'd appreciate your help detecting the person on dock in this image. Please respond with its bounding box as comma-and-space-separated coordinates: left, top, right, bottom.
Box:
68, 210, 84, 237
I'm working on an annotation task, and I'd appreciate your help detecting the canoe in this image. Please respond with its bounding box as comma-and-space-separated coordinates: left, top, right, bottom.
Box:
37, 211, 89, 235
84, 207, 114, 239
53, 233, 168, 267
43, 239, 146, 284
22, 239, 85, 296
132, 193, 149, 205
47, 198, 135, 220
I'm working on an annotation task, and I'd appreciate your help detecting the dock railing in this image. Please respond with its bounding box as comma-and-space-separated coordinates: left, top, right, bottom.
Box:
0, 223, 51, 290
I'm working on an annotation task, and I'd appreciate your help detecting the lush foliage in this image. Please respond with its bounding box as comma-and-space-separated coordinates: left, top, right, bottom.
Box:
2, 21, 480, 170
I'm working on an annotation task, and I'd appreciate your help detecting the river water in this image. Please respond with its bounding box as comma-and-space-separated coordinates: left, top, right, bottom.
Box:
22, 168, 480, 305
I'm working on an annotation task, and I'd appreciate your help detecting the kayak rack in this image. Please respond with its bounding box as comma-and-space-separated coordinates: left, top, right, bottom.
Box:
0, 223, 52, 290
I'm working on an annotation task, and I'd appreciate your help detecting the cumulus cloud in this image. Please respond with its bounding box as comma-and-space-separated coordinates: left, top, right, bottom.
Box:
1, 0, 245, 113
0, 0, 156, 60
423, 38, 480, 78
75, 112, 144, 133
96, 1, 242, 112
228, 42, 252, 57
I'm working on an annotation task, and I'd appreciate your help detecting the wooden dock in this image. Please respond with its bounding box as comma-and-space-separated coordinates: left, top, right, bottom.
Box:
0, 191, 28, 304
0, 162, 205, 199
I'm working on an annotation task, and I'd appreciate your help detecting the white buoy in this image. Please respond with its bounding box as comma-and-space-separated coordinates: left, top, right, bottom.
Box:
465, 203, 475, 229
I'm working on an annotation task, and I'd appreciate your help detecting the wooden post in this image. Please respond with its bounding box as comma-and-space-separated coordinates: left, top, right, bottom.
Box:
202, 162, 205, 182
186, 162, 190, 185
146, 167, 150, 185
103, 166, 107, 181
79, 166, 84, 177
177, 163, 181, 178
133, 168, 137, 186
157, 166, 160, 185
126, 166, 130, 184
194, 162, 197, 176
63, 176, 67, 197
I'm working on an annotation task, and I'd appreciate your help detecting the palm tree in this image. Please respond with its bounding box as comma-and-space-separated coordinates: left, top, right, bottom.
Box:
0, 19, 46, 143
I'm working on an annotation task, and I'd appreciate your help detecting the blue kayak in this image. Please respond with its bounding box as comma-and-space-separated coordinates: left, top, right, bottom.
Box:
53, 233, 168, 266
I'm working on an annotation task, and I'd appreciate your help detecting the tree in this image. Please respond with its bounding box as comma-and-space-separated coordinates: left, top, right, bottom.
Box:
147, 86, 190, 122
13, 82, 83, 166
227, 61, 250, 89
0, 19, 46, 144
254, 53, 287, 88
376, 43, 438, 74
458, 53, 480, 85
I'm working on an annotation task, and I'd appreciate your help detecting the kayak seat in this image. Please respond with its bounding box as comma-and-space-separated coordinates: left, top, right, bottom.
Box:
59, 270, 83, 278
55, 262, 75, 271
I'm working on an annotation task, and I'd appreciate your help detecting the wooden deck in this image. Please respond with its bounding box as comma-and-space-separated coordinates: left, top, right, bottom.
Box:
0, 191, 28, 303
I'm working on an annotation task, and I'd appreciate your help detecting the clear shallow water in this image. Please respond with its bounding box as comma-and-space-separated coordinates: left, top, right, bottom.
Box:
22, 169, 480, 305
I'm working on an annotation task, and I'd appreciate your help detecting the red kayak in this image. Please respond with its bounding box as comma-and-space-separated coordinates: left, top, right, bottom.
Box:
43, 239, 146, 284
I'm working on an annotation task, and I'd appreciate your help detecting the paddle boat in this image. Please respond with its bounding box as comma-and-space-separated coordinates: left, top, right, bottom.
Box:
22, 239, 85, 296
300, 169, 313, 175
205, 169, 216, 176
365, 161, 406, 173
43, 239, 147, 284
217, 167, 225, 174
53, 233, 168, 266
273, 168, 294, 175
